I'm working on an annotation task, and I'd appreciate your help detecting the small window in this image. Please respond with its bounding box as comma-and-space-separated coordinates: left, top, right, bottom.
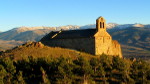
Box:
100, 22, 102, 28
103, 22, 105, 28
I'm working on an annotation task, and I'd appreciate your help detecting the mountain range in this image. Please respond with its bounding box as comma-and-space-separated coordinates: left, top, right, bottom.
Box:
108, 27, 150, 58
0, 26, 80, 41
0, 23, 150, 41
0, 23, 150, 58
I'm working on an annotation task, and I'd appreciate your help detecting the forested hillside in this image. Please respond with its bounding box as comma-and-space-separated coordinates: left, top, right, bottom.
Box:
0, 53, 150, 84
0, 42, 150, 84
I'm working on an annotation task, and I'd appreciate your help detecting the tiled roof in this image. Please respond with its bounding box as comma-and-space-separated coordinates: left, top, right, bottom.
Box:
42, 29, 97, 40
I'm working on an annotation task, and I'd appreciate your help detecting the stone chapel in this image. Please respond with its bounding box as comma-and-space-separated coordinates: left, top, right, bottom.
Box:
40, 17, 122, 57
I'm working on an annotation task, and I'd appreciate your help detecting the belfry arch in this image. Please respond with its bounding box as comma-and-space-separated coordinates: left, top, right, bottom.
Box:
96, 16, 106, 31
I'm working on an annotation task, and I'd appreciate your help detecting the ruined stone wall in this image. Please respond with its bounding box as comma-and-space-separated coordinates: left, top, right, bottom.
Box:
110, 40, 122, 57
42, 38, 95, 54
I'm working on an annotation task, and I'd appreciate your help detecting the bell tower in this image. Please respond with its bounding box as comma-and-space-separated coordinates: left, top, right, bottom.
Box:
96, 16, 106, 31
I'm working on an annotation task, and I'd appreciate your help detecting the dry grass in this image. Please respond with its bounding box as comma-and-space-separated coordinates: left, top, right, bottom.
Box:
1, 42, 95, 60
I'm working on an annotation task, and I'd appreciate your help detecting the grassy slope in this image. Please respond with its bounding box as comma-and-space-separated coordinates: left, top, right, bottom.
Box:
1, 42, 150, 60
0, 42, 94, 60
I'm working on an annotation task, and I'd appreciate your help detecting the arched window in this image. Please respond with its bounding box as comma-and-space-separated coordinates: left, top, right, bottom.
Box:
103, 22, 105, 28
100, 22, 102, 28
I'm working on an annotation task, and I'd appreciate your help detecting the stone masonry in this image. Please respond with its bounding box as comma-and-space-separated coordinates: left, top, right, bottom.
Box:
40, 17, 122, 57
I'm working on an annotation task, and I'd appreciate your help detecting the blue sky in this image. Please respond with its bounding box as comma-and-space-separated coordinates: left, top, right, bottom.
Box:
0, 0, 150, 31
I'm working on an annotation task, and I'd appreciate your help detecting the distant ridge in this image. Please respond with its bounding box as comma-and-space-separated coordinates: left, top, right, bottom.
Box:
0, 40, 24, 51
109, 27, 150, 58
11, 25, 80, 32
1, 23, 149, 42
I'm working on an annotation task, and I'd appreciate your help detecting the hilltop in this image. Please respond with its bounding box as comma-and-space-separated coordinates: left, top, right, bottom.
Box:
0, 42, 94, 60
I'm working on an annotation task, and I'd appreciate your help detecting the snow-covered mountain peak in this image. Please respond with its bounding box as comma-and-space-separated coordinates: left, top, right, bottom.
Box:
10, 25, 81, 33
56, 25, 80, 30
7, 23, 150, 34
107, 23, 119, 29
12, 26, 57, 32
80, 23, 119, 29
133, 24, 144, 27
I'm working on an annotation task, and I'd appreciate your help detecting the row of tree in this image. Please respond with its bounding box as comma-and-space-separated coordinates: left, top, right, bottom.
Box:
0, 54, 150, 84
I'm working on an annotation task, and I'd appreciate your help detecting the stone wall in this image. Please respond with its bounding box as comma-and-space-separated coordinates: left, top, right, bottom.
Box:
110, 40, 122, 57
41, 36, 122, 57
42, 38, 95, 54
95, 36, 111, 55
95, 36, 122, 57
40, 17, 123, 57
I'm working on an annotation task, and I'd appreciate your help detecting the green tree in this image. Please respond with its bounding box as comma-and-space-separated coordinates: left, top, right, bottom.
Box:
15, 71, 26, 84
56, 57, 73, 84
40, 67, 50, 84
0, 58, 16, 84
0, 65, 7, 84
97, 63, 107, 84
131, 59, 150, 84
99, 54, 113, 82
90, 58, 99, 74
74, 56, 93, 84
112, 56, 134, 83
99, 54, 112, 71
